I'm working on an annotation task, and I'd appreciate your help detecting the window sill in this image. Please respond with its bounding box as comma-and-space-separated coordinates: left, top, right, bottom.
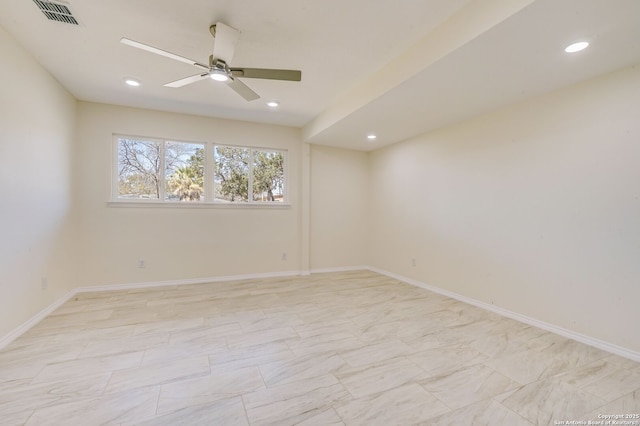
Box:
107, 200, 291, 209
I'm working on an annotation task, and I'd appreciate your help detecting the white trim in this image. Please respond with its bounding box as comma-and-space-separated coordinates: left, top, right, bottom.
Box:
76, 270, 303, 293
310, 265, 370, 274
3, 266, 639, 363
107, 201, 291, 209
0, 270, 302, 350
368, 266, 640, 363
0, 289, 77, 351
113, 134, 289, 205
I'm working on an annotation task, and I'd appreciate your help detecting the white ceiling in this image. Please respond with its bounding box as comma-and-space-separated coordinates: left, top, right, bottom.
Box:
2, 0, 639, 151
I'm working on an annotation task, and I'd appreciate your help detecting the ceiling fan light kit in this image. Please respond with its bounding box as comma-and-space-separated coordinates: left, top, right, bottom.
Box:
121, 21, 301, 102
209, 60, 230, 82
210, 71, 228, 82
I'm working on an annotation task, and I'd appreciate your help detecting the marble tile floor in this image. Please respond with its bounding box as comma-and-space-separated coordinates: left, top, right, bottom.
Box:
1, 270, 639, 425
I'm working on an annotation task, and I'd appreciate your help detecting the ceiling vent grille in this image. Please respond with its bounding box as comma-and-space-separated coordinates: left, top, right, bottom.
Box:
32, 0, 79, 25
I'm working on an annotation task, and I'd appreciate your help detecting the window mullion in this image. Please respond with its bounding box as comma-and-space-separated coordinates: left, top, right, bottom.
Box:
114, 135, 285, 205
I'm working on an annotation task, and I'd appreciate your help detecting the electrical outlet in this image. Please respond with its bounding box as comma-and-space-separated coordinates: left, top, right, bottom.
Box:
138, 259, 145, 268
41, 277, 48, 290
281, 252, 287, 261
411, 258, 416, 267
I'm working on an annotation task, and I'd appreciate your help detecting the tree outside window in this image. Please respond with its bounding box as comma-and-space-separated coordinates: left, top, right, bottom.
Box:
118, 138, 161, 199
253, 150, 284, 202
165, 142, 204, 202
214, 146, 249, 202
115, 136, 286, 204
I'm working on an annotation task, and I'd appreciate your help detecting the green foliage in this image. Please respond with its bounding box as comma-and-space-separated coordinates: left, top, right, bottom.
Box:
165, 147, 205, 202
253, 151, 284, 201
119, 173, 158, 199
118, 140, 284, 203
167, 166, 203, 201
188, 147, 205, 177
215, 146, 249, 202
214, 147, 284, 202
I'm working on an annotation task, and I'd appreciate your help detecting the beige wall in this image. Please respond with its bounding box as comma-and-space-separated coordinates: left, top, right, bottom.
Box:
369, 65, 640, 352
310, 145, 369, 269
74, 102, 303, 286
0, 26, 78, 337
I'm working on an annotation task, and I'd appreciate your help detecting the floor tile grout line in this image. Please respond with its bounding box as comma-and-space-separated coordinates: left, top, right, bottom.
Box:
239, 394, 252, 426
2, 270, 639, 425
154, 384, 162, 416
495, 397, 536, 426
100, 371, 114, 397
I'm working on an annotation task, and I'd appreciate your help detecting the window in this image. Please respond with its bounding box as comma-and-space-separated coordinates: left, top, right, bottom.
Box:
114, 136, 287, 205
214, 146, 286, 203
214, 146, 249, 202
117, 138, 161, 200
252, 149, 285, 202
165, 142, 204, 202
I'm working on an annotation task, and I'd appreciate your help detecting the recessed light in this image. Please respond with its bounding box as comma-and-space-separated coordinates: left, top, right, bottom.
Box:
564, 41, 589, 53
267, 101, 279, 108
124, 78, 141, 87
367, 134, 377, 140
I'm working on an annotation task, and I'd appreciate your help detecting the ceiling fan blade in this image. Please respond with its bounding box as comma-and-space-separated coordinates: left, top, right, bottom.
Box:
227, 78, 260, 101
230, 68, 301, 82
120, 38, 209, 70
164, 73, 209, 88
212, 22, 240, 63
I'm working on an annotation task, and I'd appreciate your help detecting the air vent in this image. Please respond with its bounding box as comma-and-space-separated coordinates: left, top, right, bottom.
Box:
32, 0, 79, 25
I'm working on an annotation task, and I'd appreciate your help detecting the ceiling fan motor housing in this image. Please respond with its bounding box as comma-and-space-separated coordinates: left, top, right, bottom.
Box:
209, 57, 231, 81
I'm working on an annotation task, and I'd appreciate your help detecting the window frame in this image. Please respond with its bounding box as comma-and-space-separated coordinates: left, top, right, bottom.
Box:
111, 134, 289, 208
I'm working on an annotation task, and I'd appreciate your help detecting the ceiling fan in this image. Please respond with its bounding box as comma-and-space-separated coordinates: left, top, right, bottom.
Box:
120, 22, 301, 101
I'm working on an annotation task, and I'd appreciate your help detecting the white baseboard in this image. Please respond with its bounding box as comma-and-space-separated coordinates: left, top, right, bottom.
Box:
0, 266, 365, 350
3, 266, 639, 363
310, 265, 370, 274
368, 266, 640, 363
76, 270, 304, 293
0, 289, 77, 351
0, 269, 304, 350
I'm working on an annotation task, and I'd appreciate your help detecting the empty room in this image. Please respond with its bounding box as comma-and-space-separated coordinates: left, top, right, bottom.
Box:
1, 0, 639, 424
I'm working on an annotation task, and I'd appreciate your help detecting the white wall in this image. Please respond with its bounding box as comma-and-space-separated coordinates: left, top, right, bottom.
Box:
3, 16, 639, 359
0, 26, 77, 338
310, 145, 369, 270
74, 102, 303, 286
369, 65, 640, 352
